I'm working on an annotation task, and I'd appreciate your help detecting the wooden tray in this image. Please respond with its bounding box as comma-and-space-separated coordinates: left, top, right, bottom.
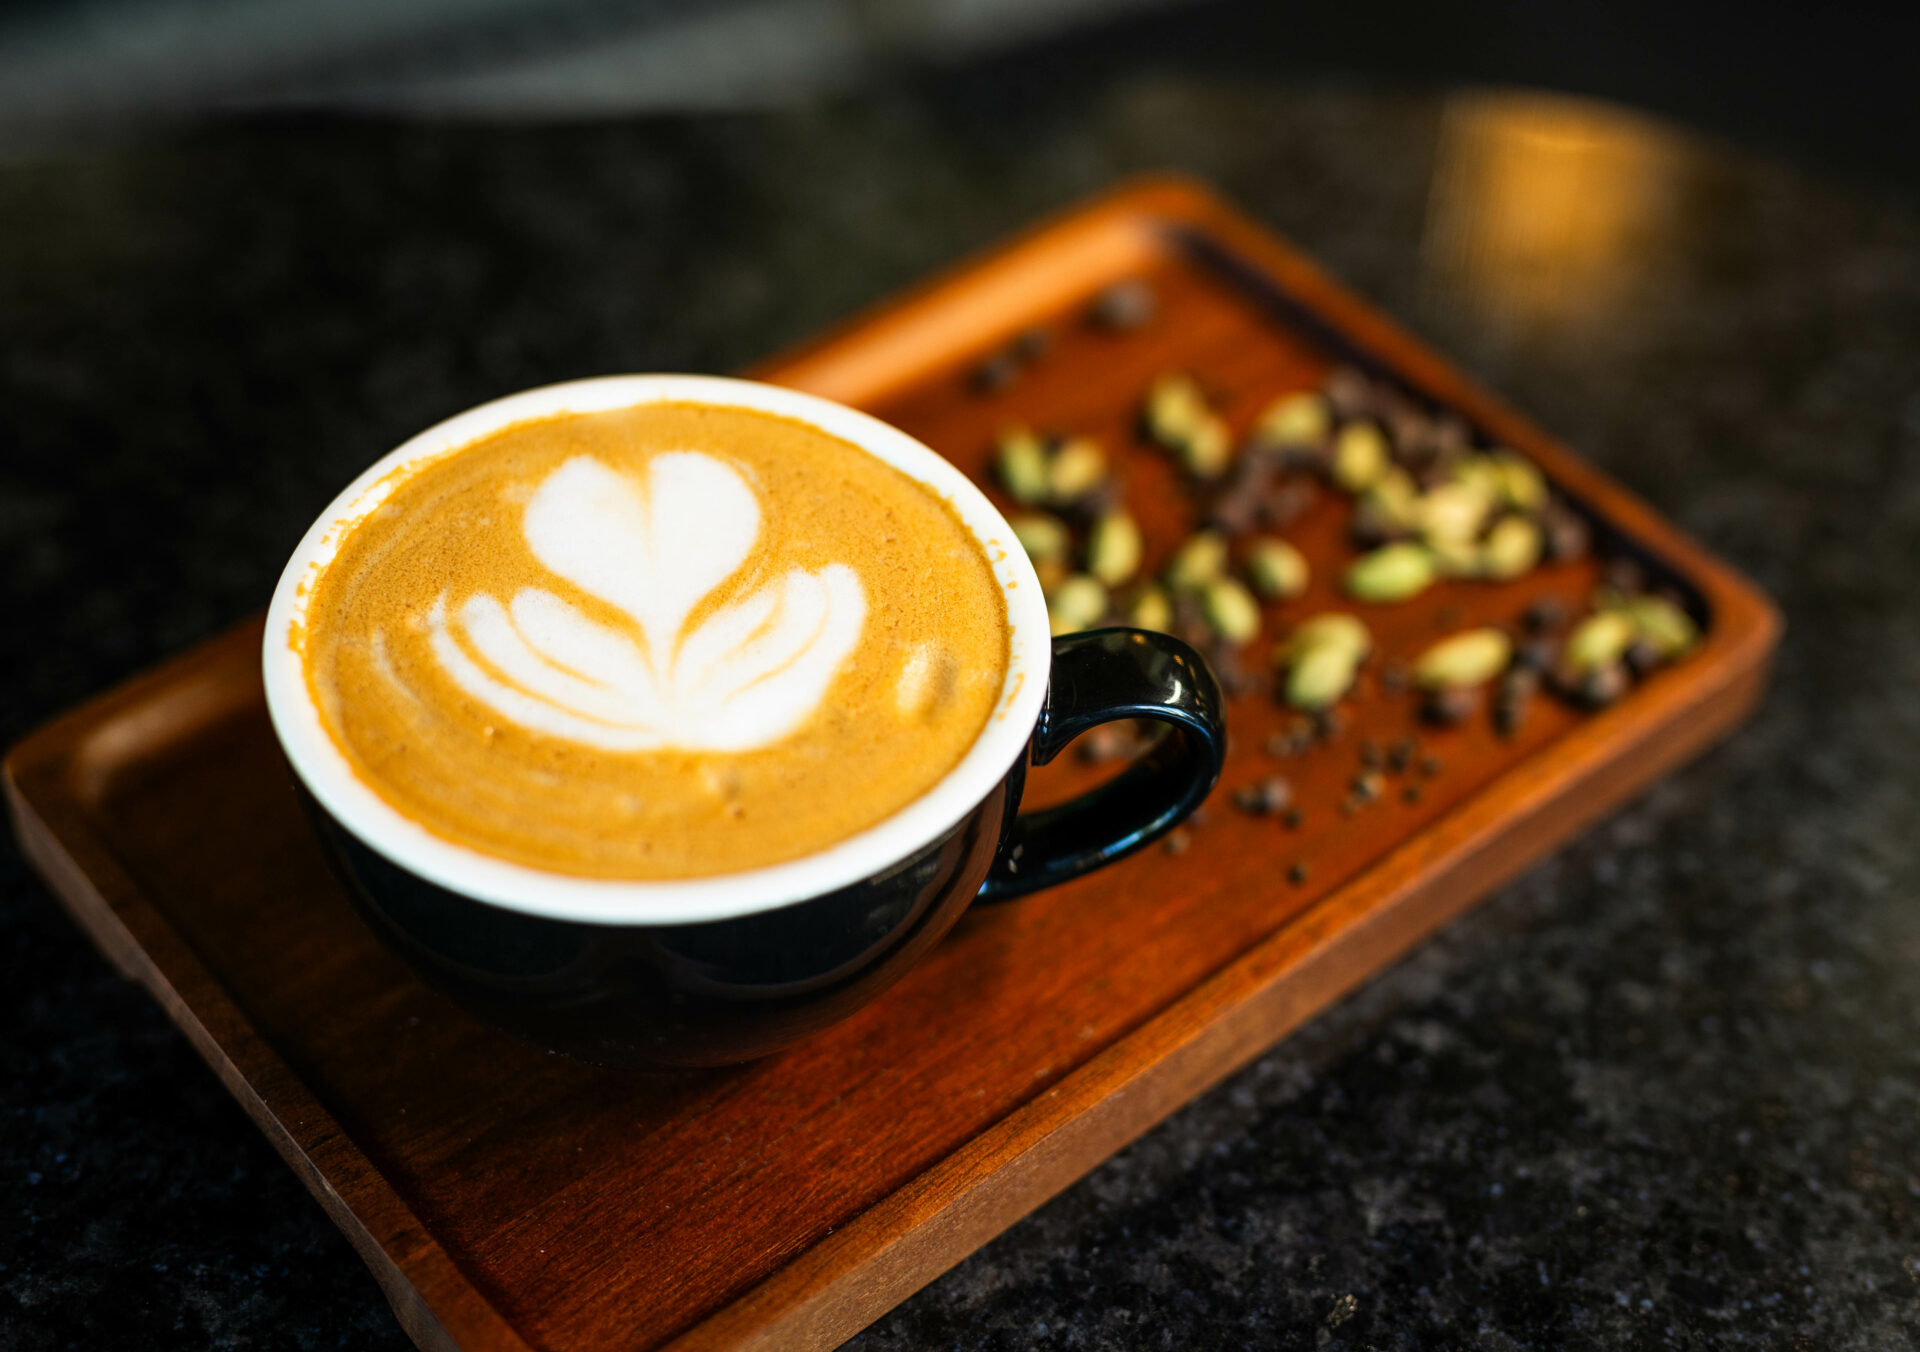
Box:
5, 178, 1778, 1352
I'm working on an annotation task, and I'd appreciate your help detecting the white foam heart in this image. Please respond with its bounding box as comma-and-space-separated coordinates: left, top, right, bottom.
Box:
425, 453, 866, 752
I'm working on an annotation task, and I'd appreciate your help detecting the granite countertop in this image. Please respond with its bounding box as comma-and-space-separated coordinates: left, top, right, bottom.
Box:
5, 76, 1918, 1349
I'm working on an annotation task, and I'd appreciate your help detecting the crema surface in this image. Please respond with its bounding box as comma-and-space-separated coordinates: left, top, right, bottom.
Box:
299, 402, 1010, 879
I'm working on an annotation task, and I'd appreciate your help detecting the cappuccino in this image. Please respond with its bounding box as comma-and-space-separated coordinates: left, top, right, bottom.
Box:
296, 401, 1010, 879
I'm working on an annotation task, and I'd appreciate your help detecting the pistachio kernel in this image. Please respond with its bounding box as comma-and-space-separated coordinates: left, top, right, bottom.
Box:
1563, 611, 1637, 674
1010, 512, 1071, 565
1416, 479, 1496, 545
994, 426, 1050, 505
1331, 420, 1391, 492
1480, 514, 1543, 581
1047, 574, 1109, 636
1625, 594, 1699, 659
1246, 536, 1310, 600
1285, 642, 1360, 711
1345, 541, 1437, 602
1087, 510, 1143, 586
1491, 450, 1548, 511
1202, 577, 1263, 645
1127, 584, 1174, 632
1145, 373, 1208, 447
1256, 391, 1331, 447
1178, 415, 1233, 479
1414, 627, 1514, 690
1046, 436, 1108, 502
1274, 612, 1372, 667
1165, 529, 1230, 590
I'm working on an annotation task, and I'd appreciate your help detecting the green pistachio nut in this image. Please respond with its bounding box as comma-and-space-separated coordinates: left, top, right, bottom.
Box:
1275, 612, 1372, 668
1491, 450, 1548, 511
1203, 577, 1262, 645
1047, 574, 1109, 636
1625, 595, 1698, 659
1146, 373, 1207, 447
1178, 415, 1233, 479
994, 427, 1051, 505
1480, 514, 1543, 581
1362, 468, 1420, 531
1563, 611, 1637, 673
1127, 584, 1174, 632
1256, 391, 1331, 447
1010, 512, 1071, 565
1047, 436, 1108, 502
1416, 479, 1496, 545
1414, 627, 1513, 690
1286, 642, 1360, 710
1246, 536, 1310, 600
1331, 420, 1390, 492
1165, 529, 1230, 590
1344, 542, 1437, 602
1087, 510, 1144, 586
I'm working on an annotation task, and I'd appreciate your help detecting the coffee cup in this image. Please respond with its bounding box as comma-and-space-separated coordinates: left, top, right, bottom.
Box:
264, 375, 1224, 1067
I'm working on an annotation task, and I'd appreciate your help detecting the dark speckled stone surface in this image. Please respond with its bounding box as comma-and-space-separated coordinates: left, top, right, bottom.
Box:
5, 80, 1919, 1349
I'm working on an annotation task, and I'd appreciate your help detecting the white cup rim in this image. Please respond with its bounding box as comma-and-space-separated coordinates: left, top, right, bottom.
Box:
262, 374, 1052, 926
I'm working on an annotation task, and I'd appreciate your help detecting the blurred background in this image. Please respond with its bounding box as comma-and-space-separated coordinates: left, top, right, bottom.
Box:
0, 0, 1917, 192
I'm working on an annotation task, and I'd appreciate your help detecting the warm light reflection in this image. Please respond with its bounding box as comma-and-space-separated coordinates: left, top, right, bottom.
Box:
1421, 91, 1686, 337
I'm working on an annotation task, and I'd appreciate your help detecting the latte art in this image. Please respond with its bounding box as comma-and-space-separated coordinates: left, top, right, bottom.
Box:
298, 401, 1010, 880
427, 453, 866, 751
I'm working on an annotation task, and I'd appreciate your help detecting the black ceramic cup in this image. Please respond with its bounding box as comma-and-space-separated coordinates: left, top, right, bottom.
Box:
265, 376, 1225, 1067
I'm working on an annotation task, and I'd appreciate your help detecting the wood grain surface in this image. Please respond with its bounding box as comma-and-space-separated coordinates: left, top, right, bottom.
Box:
4, 178, 1779, 1352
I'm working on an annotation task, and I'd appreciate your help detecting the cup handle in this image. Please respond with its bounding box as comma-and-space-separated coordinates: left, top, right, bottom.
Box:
976, 627, 1227, 904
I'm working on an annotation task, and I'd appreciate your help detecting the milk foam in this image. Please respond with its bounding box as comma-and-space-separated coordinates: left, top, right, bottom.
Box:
428, 452, 866, 752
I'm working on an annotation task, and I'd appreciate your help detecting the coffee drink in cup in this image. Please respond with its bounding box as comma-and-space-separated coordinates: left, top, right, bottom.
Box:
294, 400, 1010, 880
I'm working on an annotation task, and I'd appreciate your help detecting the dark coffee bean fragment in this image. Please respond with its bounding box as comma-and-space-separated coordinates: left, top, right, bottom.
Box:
1263, 476, 1319, 527
1352, 769, 1385, 803
1231, 775, 1294, 816
1013, 326, 1053, 363
1602, 556, 1647, 595
1387, 736, 1416, 773
1431, 414, 1471, 458
1358, 739, 1383, 769
1540, 502, 1590, 561
1276, 444, 1329, 475
971, 350, 1020, 393
1624, 637, 1664, 677
1163, 827, 1192, 856
1287, 861, 1310, 885
1423, 684, 1482, 726
1349, 498, 1409, 550
1575, 660, 1631, 708
1499, 667, 1542, 703
1514, 636, 1558, 674
1522, 596, 1569, 634
1493, 696, 1526, 739
1282, 806, 1304, 830
1322, 366, 1373, 419
1401, 783, 1424, 805
1091, 279, 1157, 331
1313, 706, 1349, 742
